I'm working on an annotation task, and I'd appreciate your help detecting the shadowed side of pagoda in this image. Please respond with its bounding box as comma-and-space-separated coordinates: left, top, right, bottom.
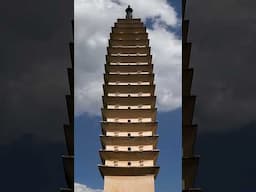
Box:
182, 0, 201, 191
60, 20, 74, 192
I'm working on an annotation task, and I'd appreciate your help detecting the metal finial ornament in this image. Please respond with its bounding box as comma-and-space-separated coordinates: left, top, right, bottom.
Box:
125, 5, 133, 19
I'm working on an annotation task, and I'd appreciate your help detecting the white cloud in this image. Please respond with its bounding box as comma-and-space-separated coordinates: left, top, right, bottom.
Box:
75, 0, 181, 116
75, 183, 103, 192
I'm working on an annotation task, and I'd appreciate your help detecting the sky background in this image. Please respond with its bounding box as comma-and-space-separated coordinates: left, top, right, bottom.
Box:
74, 0, 182, 191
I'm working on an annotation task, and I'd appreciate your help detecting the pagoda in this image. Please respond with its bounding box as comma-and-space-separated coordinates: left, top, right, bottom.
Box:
60, 21, 74, 192
98, 6, 159, 192
182, 0, 201, 191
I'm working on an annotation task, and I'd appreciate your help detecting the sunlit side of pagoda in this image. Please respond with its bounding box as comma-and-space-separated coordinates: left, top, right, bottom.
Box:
98, 6, 159, 192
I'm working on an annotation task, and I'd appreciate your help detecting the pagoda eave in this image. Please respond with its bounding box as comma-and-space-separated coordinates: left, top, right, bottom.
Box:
117, 18, 141, 23
105, 64, 153, 73
101, 108, 157, 120
110, 33, 148, 40
108, 46, 150, 55
104, 73, 154, 84
114, 22, 144, 28
99, 150, 159, 161
102, 96, 156, 106
100, 135, 159, 147
109, 39, 149, 47
103, 84, 155, 95
112, 26, 146, 33
101, 121, 158, 134
98, 165, 159, 178
106, 55, 152, 63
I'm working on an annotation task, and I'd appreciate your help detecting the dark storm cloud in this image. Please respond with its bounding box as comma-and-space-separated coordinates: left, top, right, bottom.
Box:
0, 0, 73, 191
0, 0, 73, 143
186, 0, 256, 132
186, 0, 256, 191
111, 0, 123, 5
0, 134, 66, 191
195, 121, 256, 191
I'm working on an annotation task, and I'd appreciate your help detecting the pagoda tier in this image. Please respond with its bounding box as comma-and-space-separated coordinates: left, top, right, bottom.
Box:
99, 16, 159, 180
107, 47, 150, 54
106, 54, 152, 64
104, 73, 154, 84
102, 96, 156, 106
99, 150, 159, 162
100, 135, 159, 148
103, 84, 155, 94
182, 124, 197, 156
109, 39, 150, 47
182, 156, 200, 189
101, 122, 158, 134
62, 155, 74, 188
101, 108, 157, 120
110, 33, 148, 40
183, 96, 196, 125
112, 27, 146, 33
182, 0, 201, 191
183, 69, 194, 96
105, 63, 153, 73
114, 22, 144, 28
116, 18, 141, 22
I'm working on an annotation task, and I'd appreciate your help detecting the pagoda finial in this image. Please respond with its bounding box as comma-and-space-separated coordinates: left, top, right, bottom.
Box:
125, 5, 133, 19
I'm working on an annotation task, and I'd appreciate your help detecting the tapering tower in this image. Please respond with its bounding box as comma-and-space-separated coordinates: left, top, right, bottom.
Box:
182, 0, 201, 191
98, 6, 159, 192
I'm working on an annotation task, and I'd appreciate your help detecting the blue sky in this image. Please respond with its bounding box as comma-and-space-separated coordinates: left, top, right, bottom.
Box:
75, 0, 181, 191
75, 109, 181, 192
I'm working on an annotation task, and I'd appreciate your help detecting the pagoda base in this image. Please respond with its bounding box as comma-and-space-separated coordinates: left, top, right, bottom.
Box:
104, 175, 155, 192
